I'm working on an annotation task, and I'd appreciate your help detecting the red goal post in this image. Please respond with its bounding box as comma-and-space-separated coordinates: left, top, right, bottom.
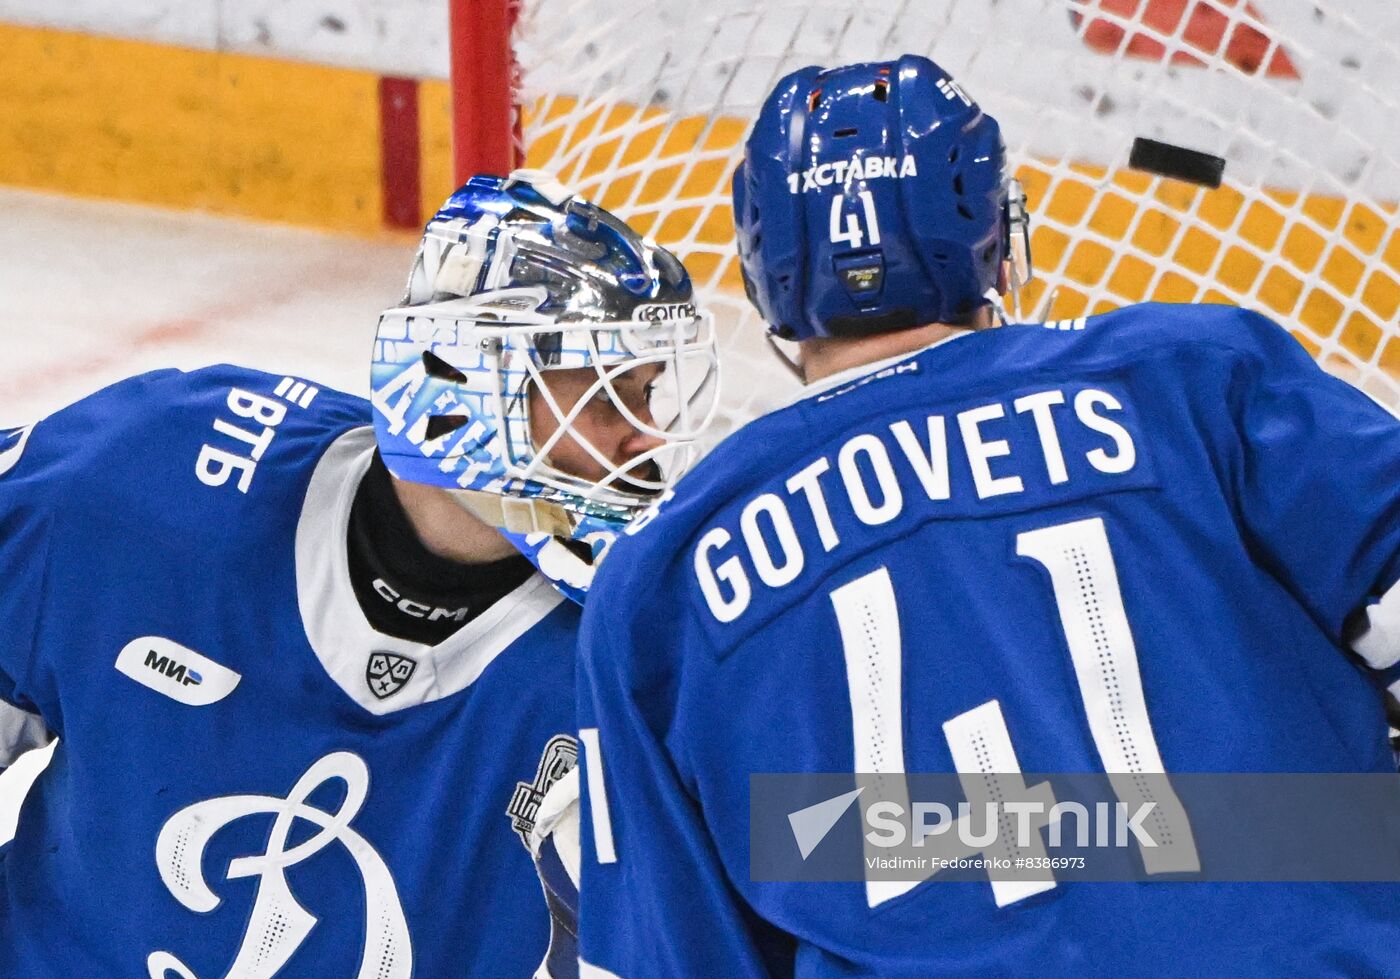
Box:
448, 0, 520, 183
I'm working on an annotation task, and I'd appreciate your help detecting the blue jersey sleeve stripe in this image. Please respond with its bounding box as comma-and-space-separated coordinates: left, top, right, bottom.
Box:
535, 834, 579, 924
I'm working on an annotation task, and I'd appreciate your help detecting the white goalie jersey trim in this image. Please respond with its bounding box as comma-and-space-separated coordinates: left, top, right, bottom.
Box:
530, 768, 624, 979
1353, 578, 1400, 673
530, 766, 581, 891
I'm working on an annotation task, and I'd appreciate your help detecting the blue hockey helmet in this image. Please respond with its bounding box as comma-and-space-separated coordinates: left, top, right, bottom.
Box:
733, 55, 1032, 340
370, 171, 720, 600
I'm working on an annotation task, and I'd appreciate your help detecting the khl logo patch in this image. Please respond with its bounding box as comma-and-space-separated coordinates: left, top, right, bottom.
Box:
366, 651, 417, 700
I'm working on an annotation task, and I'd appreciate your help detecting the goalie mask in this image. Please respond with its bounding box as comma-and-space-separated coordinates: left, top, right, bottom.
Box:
371, 171, 720, 602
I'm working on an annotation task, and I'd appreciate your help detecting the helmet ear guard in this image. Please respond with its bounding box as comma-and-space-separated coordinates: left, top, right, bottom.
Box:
999, 176, 1036, 322
1004, 177, 1034, 293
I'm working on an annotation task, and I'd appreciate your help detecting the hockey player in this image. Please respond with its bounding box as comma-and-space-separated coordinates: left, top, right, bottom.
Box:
572, 57, 1400, 976
0, 172, 716, 977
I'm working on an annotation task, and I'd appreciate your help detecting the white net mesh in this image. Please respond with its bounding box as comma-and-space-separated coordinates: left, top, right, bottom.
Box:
512, 0, 1400, 423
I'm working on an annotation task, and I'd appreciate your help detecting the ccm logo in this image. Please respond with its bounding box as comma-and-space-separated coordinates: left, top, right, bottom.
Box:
372, 579, 470, 624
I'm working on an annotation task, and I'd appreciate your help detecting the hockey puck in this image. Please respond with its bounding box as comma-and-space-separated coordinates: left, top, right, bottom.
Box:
1128, 137, 1227, 188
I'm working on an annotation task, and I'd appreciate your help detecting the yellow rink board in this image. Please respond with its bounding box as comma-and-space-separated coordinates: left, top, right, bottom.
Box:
526, 96, 1400, 371
0, 22, 465, 236
418, 78, 458, 230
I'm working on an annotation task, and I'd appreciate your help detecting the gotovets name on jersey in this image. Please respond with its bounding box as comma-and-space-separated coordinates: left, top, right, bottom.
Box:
694, 376, 1155, 625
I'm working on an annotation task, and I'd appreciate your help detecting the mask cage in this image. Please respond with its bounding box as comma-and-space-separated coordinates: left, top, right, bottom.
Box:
489, 313, 721, 510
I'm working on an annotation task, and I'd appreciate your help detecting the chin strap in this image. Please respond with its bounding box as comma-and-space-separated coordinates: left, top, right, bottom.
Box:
451, 489, 626, 606
450, 488, 580, 538
986, 287, 1012, 328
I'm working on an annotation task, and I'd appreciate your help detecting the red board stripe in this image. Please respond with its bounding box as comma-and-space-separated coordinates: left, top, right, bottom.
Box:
379, 76, 423, 231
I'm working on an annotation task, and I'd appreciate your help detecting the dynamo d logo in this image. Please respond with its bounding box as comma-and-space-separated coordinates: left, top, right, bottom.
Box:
148, 751, 410, 979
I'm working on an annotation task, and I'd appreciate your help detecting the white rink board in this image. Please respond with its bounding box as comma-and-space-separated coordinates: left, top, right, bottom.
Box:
0, 188, 414, 841
0, 0, 451, 77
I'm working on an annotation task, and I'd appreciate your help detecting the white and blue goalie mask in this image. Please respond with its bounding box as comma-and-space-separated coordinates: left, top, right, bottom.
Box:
371, 172, 720, 600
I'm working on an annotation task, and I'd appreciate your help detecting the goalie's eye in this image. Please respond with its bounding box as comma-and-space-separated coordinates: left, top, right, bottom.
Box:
607, 372, 656, 412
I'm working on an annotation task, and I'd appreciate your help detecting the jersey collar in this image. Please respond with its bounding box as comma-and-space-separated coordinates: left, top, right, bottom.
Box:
295, 427, 565, 715
780, 328, 978, 410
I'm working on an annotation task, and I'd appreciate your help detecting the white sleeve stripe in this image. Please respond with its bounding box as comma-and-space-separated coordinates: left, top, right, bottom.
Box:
274, 376, 295, 397
0, 697, 50, 768
0, 423, 36, 479
1352, 579, 1400, 671
578, 727, 617, 864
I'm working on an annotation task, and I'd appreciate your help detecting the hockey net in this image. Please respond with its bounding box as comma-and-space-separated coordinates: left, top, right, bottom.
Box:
457, 0, 1400, 425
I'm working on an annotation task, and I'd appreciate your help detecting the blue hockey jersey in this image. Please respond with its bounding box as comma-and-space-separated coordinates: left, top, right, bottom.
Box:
0, 366, 578, 977
575, 304, 1400, 977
